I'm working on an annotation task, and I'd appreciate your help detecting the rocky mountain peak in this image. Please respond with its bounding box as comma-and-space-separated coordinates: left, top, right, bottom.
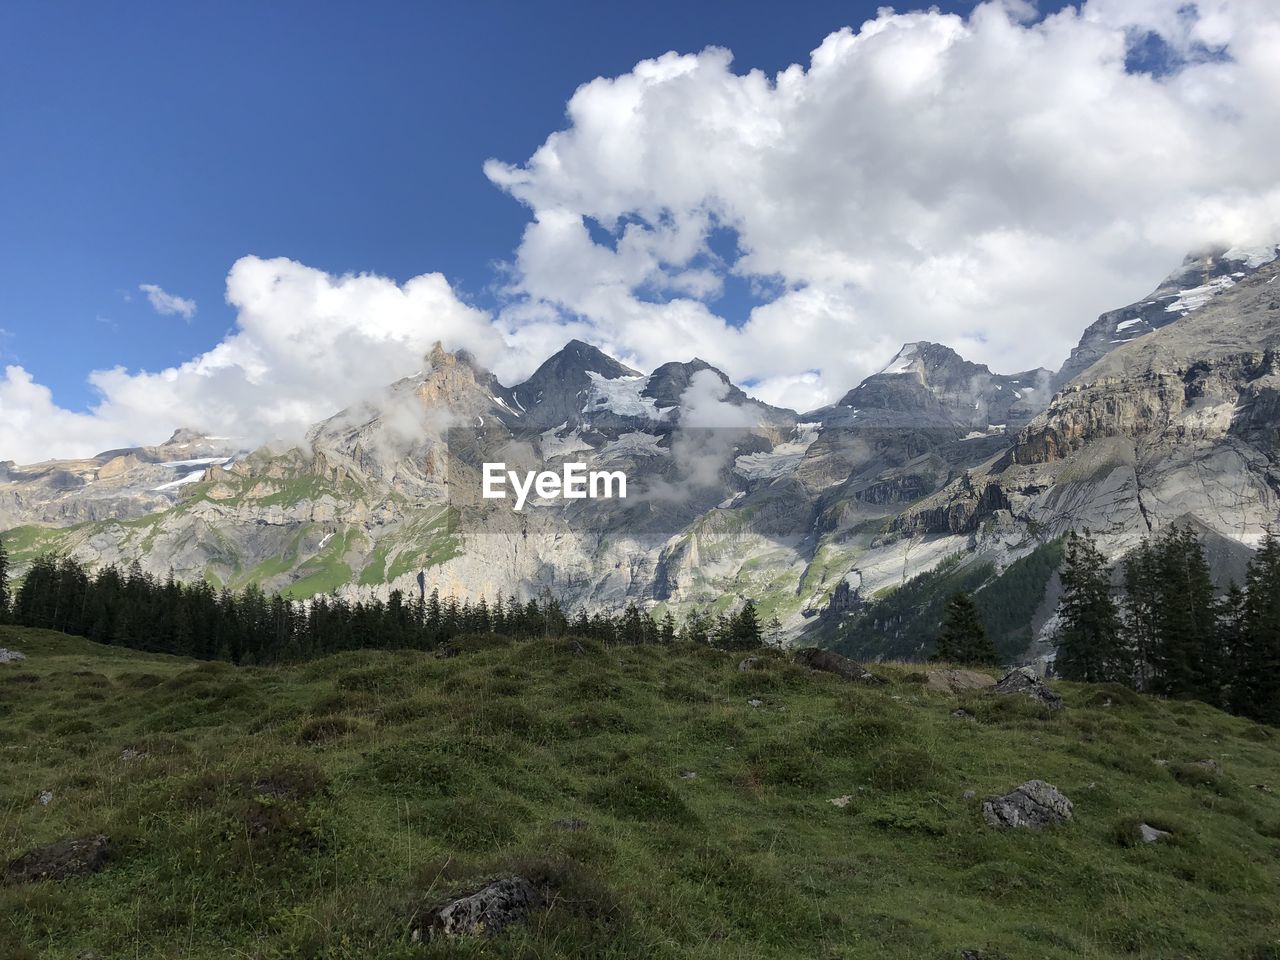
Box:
643, 358, 744, 410
511, 340, 640, 430
828, 341, 1051, 432
1055, 244, 1280, 388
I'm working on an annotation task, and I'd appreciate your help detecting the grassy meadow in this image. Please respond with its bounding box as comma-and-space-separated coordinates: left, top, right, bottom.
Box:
1, 624, 1279, 959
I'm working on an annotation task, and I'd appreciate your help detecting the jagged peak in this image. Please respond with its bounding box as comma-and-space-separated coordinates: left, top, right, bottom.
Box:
874, 341, 988, 378
516, 339, 638, 389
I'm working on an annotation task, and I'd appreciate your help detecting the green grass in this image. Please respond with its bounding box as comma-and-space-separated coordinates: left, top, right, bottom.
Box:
2, 625, 1279, 959
0, 524, 78, 563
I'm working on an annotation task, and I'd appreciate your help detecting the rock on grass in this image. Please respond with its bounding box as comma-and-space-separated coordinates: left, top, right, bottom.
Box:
982, 781, 1073, 829
792, 647, 886, 684
994, 667, 1063, 710
412, 875, 542, 940
4, 835, 110, 884
925, 669, 995, 694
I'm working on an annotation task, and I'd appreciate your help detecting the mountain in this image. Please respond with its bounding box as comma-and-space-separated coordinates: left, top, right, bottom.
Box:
822, 341, 1051, 432
1055, 245, 1280, 387
510, 339, 640, 431
3, 247, 1278, 666
817, 244, 1280, 663
0, 429, 241, 529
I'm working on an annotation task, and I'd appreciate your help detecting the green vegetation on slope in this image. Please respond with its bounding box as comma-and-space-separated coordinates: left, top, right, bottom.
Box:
826, 540, 1065, 663
828, 553, 995, 661
2, 625, 1279, 959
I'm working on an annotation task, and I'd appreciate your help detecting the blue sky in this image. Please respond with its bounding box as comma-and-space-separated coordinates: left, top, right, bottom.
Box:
0, 0, 987, 411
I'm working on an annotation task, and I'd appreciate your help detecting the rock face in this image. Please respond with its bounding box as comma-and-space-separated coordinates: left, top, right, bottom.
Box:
1054, 246, 1279, 388
924, 669, 996, 695
414, 876, 542, 940
792, 647, 885, 684
994, 667, 1064, 710
982, 781, 1073, 829
5, 834, 110, 883
895, 246, 1280, 565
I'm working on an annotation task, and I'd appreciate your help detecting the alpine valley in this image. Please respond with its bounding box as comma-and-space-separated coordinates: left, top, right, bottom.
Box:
4, 245, 1279, 667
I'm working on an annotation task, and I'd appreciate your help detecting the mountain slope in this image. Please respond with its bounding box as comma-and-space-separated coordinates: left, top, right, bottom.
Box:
3, 625, 1280, 959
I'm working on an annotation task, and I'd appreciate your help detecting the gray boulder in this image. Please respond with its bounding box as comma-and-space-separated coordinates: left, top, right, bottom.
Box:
1139, 823, 1172, 843
925, 669, 995, 695
5, 834, 110, 884
793, 647, 886, 684
982, 780, 1073, 829
737, 657, 761, 672
0, 648, 27, 664
994, 667, 1063, 709
414, 876, 542, 940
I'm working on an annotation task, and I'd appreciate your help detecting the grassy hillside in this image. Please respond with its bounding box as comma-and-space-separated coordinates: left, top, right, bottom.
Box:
2, 625, 1279, 959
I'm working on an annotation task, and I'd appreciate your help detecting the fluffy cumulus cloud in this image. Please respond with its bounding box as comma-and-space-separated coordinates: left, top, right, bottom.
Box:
485, 0, 1280, 407
1, 257, 502, 462
4, 0, 1280, 461
138, 283, 197, 319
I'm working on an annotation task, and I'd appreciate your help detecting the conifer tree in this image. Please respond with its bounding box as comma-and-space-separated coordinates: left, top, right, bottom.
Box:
659, 611, 676, 644
1236, 530, 1280, 723
1055, 531, 1127, 682
1121, 539, 1159, 688
0, 535, 9, 623
933, 592, 998, 665
1218, 583, 1249, 714
1148, 525, 1220, 703
731, 599, 762, 648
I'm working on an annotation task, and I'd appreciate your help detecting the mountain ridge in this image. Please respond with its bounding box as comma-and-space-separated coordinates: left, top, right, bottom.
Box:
3, 249, 1278, 666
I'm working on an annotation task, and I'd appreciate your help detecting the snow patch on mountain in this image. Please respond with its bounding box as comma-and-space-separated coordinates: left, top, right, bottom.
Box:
734, 423, 821, 480
539, 424, 593, 459
878, 344, 919, 376
152, 469, 207, 491
581, 372, 668, 420
1224, 244, 1279, 269
1166, 275, 1236, 314
600, 432, 668, 460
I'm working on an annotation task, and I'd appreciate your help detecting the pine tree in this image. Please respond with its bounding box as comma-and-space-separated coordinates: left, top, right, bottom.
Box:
933, 592, 998, 665
1148, 525, 1221, 704
766, 615, 783, 648
659, 611, 676, 644
1219, 583, 1249, 714
0, 535, 9, 622
731, 599, 762, 649
681, 608, 713, 645
1121, 539, 1159, 688
1055, 531, 1128, 683
1236, 530, 1280, 723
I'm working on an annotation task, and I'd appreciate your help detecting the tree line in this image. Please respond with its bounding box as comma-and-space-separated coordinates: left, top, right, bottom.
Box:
0, 542, 773, 663
921, 525, 1280, 723
1052, 526, 1280, 723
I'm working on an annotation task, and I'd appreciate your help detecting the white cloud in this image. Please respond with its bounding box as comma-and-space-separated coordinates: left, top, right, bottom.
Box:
485, 0, 1280, 405
5, 0, 1280, 462
1, 257, 502, 462
139, 283, 197, 319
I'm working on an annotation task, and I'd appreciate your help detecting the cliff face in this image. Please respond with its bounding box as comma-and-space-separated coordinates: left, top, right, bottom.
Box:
893, 249, 1280, 557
